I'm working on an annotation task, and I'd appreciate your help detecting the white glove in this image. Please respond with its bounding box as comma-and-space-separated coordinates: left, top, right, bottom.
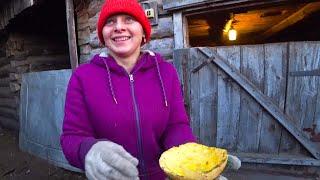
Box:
216, 175, 228, 180
85, 141, 139, 180
226, 154, 241, 170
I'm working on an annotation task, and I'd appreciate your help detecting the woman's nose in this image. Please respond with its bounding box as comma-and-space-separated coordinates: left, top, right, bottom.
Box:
114, 21, 125, 32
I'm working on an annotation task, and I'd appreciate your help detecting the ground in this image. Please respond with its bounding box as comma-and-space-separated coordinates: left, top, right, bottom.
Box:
0, 127, 318, 180
0, 128, 85, 180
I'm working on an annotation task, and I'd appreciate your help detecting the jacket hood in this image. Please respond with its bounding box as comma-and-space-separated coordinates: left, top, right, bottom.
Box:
90, 50, 165, 74
88, 50, 168, 107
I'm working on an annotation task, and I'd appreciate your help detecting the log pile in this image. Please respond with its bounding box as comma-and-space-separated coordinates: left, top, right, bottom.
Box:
0, 56, 19, 131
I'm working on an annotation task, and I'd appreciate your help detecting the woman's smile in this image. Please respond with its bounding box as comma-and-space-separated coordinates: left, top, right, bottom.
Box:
112, 36, 131, 42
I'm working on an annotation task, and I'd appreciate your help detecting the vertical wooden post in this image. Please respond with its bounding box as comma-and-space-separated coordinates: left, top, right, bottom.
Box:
65, 0, 78, 70
173, 11, 189, 49
173, 12, 184, 49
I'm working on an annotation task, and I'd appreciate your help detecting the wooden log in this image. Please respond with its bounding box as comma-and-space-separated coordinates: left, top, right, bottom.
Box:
30, 64, 70, 72
0, 57, 10, 67
10, 55, 69, 67
0, 116, 19, 131
9, 73, 21, 81
0, 98, 17, 108
10, 60, 28, 67
0, 87, 13, 98
9, 82, 20, 92
0, 77, 10, 87
0, 107, 18, 119
16, 66, 30, 74
0, 64, 12, 76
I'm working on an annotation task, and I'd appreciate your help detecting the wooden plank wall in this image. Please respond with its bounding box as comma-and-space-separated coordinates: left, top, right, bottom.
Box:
174, 41, 320, 156
281, 42, 320, 154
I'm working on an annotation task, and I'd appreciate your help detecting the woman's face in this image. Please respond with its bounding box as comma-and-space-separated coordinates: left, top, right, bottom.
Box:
102, 14, 144, 57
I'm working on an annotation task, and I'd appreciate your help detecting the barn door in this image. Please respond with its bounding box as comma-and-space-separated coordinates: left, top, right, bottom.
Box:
173, 42, 320, 166
19, 69, 81, 172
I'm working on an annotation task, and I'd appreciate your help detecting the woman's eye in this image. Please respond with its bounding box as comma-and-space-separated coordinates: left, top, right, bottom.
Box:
105, 19, 114, 25
125, 17, 135, 23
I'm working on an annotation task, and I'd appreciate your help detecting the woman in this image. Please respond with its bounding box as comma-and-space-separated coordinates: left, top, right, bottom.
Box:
60, 0, 196, 179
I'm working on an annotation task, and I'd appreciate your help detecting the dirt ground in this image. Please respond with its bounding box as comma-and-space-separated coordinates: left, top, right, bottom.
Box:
0, 127, 319, 180
0, 127, 85, 180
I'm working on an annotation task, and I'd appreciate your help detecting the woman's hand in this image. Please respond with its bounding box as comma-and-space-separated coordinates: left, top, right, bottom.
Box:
85, 141, 139, 180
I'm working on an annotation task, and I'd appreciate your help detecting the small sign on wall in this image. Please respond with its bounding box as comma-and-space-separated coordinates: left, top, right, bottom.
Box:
141, 1, 158, 26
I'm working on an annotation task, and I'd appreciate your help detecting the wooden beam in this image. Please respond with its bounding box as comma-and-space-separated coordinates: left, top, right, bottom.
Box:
9, 82, 20, 92
262, 2, 320, 39
0, 64, 12, 76
0, 0, 36, 30
66, 0, 79, 70
0, 107, 18, 119
0, 77, 10, 86
197, 47, 320, 159
173, 12, 184, 49
234, 152, 320, 166
9, 73, 21, 81
0, 57, 10, 67
163, 0, 290, 11
0, 87, 13, 98
0, 98, 18, 108
10, 55, 69, 67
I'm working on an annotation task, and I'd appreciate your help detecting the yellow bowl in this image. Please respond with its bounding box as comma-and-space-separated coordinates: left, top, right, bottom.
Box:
159, 143, 227, 180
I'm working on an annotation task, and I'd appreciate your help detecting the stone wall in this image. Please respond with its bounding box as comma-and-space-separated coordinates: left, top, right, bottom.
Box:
75, 0, 174, 63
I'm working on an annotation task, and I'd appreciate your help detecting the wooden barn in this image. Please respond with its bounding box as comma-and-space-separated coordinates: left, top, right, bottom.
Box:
0, 0, 319, 177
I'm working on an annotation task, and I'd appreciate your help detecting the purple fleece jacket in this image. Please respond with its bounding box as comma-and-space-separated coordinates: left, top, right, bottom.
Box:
60, 51, 196, 179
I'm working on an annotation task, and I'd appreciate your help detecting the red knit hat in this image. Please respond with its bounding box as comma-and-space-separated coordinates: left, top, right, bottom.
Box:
97, 0, 152, 45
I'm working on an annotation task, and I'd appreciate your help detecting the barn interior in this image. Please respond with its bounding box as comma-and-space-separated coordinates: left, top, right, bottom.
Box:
0, 0, 70, 69
187, 2, 320, 47
0, 0, 70, 131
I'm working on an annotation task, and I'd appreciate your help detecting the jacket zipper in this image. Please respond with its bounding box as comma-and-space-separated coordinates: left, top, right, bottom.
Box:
129, 74, 147, 179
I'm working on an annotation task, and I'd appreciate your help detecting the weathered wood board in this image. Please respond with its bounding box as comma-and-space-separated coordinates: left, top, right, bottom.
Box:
259, 43, 287, 154
216, 46, 241, 151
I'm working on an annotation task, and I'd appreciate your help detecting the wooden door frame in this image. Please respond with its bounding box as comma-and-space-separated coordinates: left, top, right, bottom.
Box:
171, 0, 316, 50
65, 0, 78, 70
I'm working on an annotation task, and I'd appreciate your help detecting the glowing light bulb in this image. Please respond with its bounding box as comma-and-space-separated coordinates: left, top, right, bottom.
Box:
228, 28, 237, 41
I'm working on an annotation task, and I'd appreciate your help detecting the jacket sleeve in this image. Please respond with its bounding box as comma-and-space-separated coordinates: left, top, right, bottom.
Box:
60, 72, 99, 170
161, 66, 196, 150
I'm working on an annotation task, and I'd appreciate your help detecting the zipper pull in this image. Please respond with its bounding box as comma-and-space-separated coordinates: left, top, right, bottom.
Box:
129, 74, 134, 82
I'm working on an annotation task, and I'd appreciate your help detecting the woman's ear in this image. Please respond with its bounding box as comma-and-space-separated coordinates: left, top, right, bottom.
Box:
142, 35, 146, 44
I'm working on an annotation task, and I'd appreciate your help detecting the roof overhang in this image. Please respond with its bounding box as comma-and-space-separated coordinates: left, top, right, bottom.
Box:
0, 0, 39, 30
